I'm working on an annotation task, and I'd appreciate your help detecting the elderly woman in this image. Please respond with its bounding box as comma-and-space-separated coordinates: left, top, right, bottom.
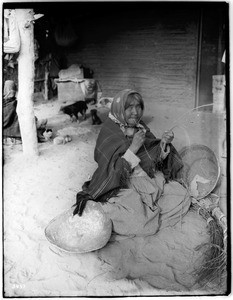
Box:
74, 89, 191, 236
52, 89, 220, 291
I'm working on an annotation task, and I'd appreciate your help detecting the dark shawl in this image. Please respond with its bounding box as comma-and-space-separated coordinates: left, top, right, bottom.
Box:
73, 90, 183, 216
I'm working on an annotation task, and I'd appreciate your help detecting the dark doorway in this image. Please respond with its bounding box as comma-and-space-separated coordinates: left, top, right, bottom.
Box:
197, 5, 228, 110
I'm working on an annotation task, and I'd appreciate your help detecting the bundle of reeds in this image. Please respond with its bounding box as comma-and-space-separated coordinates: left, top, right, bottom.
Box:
191, 202, 227, 289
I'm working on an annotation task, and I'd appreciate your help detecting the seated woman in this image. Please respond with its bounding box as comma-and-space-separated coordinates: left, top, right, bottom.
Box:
3, 80, 48, 145
73, 89, 191, 236
67, 89, 224, 291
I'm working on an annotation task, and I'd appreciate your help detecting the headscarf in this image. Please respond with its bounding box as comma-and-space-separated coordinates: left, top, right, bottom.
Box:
109, 89, 146, 133
110, 89, 141, 124
4, 80, 16, 100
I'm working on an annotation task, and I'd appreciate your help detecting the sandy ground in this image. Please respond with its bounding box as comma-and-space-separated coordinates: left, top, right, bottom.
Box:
3, 99, 168, 297
2, 98, 227, 298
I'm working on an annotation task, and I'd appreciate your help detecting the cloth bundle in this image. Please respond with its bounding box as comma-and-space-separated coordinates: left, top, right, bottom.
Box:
58, 64, 84, 80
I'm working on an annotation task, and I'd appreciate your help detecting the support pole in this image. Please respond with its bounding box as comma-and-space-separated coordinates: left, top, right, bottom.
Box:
195, 8, 203, 109
15, 9, 39, 156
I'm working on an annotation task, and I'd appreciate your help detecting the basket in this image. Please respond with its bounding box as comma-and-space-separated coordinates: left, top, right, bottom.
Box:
45, 200, 112, 253
178, 144, 220, 200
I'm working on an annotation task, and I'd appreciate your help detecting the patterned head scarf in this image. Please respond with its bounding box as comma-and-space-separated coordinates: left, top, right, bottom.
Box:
110, 89, 144, 127
4, 80, 16, 100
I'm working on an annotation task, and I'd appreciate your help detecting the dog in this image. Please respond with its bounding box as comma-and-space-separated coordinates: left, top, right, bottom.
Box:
90, 109, 102, 125
60, 101, 88, 122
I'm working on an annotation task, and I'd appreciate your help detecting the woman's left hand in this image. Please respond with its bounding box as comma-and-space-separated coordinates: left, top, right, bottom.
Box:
161, 130, 174, 145
160, 130, 174, 157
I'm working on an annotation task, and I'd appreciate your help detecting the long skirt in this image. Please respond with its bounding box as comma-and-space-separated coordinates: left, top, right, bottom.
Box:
97, 172, 211, 291
101, 171, 191, 237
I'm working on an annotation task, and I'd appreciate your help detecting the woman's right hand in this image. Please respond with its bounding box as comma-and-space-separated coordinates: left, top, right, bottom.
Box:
129, 129, 145, 154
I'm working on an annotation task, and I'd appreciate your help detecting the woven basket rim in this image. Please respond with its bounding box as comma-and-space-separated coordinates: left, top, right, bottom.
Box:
179, 144, 221, 199
179, 144, 219, 159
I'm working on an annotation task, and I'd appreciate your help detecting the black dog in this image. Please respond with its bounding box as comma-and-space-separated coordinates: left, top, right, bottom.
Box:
60, 101, 88, 122
90, 109, 102, 125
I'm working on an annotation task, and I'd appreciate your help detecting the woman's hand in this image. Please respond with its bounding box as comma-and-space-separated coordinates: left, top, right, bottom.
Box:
129, 129, 145, 154
160, 130, 173, 160
161, 130, 174, 149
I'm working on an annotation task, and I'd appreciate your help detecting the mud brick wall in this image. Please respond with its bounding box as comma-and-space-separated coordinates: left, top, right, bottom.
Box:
67, 8, 199, 109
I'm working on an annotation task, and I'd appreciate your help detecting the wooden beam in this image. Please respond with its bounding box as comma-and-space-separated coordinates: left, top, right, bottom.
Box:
15, 9, 39, 156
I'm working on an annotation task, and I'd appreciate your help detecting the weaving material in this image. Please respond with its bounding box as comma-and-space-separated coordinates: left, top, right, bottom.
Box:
45, 201, 112, 253
178, 144, 220, 199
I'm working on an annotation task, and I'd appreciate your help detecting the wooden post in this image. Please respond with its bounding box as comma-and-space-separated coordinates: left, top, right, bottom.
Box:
15, 9, 39, 156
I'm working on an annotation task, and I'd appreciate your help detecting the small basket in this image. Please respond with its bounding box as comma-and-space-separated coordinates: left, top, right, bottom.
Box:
45, 201, 112, 253
178, 144, 220, 200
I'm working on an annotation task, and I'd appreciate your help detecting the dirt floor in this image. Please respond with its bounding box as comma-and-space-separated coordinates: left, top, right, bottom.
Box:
3, 98, 164, 297
2, 97, 227, 297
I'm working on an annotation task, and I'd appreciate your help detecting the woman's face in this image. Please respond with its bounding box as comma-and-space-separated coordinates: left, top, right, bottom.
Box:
124, 99, 143, 127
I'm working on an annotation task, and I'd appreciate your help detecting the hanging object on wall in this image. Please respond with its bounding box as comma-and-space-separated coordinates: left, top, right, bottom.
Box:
4, 9, 20, 53
54, 20, 78, 47
4, 9, 44, 56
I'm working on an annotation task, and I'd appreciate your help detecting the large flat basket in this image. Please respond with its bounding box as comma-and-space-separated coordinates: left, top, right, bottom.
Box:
45, 201, 112, 253
178, 144, 220, 200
